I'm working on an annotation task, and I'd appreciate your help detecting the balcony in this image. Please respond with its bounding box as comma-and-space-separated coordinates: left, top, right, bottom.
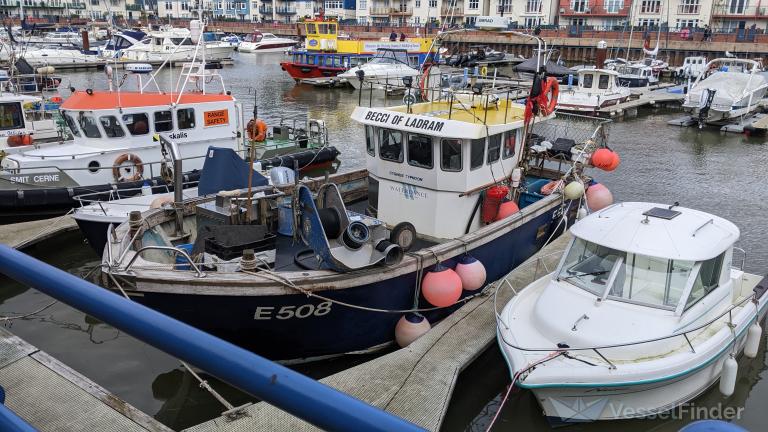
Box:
441, 3, 464, 15
275, 6, 296, 14
712, 5, 768, 18
369, 7, 389, 16
0, 0, 19, 6
126, 3, 143, 11
67, 2, 86, 8
560, 3, 630, 17
676, 4, 701, 14
259, 5, 273, 13
390, 7, 412, 15
24, 1, 66, 7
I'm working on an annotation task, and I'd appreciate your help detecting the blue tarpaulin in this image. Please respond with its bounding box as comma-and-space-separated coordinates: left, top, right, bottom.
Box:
198, 147, 268, 196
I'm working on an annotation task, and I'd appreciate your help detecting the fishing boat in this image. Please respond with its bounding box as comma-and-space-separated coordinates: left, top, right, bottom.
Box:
0, 93, 61, 149
238, 31, 296, 53
100, 68, 618, 361
497, 202, 767, 422
682, 58, 768, 126
675, 56, 708, 81
557, 69, 631, 114
0, 21, 242, 223
615, 63, 658, 88
279, 19, 434, 82
338, 48, 420, 90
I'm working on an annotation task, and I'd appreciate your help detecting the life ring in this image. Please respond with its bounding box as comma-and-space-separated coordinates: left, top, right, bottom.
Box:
246, 118, 268, 142
538, 77, 559, 115
7, 134, 33, 147
112, 153, 144, 182
480, 66, 488, 76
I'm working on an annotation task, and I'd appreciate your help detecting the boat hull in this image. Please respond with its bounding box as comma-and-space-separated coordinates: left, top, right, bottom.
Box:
280, 62, 346, 80
114, 197, 573, 361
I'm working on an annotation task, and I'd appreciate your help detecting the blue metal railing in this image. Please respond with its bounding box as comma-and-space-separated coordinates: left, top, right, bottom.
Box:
0, 245, 424, 432
0, 386, 36, 432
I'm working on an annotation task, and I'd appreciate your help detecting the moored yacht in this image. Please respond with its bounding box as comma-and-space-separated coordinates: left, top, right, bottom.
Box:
615, 63, 658, 88
238, 32, 296, 53
557, 69, 630, 114
497, 202, 767, 422
683, 58, 768, 126
338, 48, 420, 90
102, 27, 235, 63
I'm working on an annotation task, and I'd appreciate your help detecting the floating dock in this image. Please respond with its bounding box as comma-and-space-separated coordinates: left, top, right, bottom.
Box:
599, 84, 685, 118
0, 327, 171, 431
187, 233, 571, 432
668, 110, 768, 134
0, 215, 78, 250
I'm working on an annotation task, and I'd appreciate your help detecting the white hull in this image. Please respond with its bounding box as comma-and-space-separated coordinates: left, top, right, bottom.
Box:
238, 44, 294, 53
116, 45, 235, 62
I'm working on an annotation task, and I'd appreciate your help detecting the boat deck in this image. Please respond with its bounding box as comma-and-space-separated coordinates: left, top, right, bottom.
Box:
0, 327, 170, 432
185, 233, 572, 432
389, 99, 527, 125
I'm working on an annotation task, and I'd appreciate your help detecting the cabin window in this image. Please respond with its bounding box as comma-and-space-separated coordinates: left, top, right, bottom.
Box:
441, 139, 462, 172
598, 74, 610, 89
177, 108, 195, 129
407, 134, 433, 169
558, 237, 625, 297
154, 111, 173, 132
78, 114, 101, 138
487, 134, 502, 164
609, 253, 694, 309
503, 132, 516, 159
122, 113, 150, 135
379, 129, 403, 162
63, 113, 80, 137
685, 253, 725, 310
470, 138, 485, 170
0, 102, 23, 130
582, 73, 594, 89
99, 116, 125, 138
365, 125, 375, 156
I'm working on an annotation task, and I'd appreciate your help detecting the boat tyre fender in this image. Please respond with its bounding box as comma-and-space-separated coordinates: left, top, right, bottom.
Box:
539, 77, 559, 115
246, 118, 268, 142
113, 153, 144, 182
390, 222, 417, 252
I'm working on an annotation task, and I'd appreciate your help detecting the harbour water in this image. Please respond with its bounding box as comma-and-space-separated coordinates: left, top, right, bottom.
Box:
1, 52, 766, 430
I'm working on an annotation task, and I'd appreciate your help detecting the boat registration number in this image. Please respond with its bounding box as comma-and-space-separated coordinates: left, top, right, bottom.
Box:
203, 109, 229, 127
253, 302, 332, 320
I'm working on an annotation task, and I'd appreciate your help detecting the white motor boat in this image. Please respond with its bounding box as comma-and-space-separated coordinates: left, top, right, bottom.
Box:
615, 63, 658, 87
0, 44, 103, 68
238, 32, 296, 53
338, 48, 419, 90
675, 56, 708, 80
557, 69, 630, 114
102, 27, 235, 62
683, 58, 768, 126
497, 202, 767, 422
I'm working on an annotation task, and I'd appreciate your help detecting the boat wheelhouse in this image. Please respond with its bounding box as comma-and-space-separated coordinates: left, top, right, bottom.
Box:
616, 64, 658, 87
280, 19, 435, 81
557, 69, 630, 114
0, 93, 60, 149
100, 76, 612, 361
497, 202, 768, 422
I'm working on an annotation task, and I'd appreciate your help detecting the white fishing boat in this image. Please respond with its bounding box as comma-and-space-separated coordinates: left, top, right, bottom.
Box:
683, 58, 768, 126
615, 63, 658, 88
675, 56, 708, 80
338, 48, 419, 90
0, 93, 60, 149
238, 32, 296, 53
497, 202, 767, 422
557, 69, 630, 114
102, 27, 235, 63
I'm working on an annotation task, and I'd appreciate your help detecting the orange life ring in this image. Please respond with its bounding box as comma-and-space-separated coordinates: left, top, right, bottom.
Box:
539, 77, 559, 116
113, 153, 144, 182
246, 118, 268, 142
7, 134, 33, 147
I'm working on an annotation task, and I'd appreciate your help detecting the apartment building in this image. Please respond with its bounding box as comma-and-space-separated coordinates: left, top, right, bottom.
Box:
558, 0, 717, 29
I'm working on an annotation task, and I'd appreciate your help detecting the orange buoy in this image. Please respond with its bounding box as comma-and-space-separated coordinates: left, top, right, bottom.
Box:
606, 151, 621, 171
395, 313, 431, 347
7, 134, 33, 147
590, 148, 615, 170
422, 263, 463, 307
495, 201, 520, 221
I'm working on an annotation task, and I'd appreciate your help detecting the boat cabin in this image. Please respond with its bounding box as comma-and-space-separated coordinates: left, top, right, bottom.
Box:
557, 202, 740, 319
571, 69, 621, 94
352, 96, 531, 240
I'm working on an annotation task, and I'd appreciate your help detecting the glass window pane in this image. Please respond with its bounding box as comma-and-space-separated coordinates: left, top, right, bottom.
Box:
686, 253, 725, 309
154, 111, 173, 132
582, 73, 594, 88
487, 134, 501, 164
598, 74, 609, 89
78, 114, 101, 138
503, 132, 516, 159
0, 103, 23, 130
99, 116, 125, 138
470, 138, 484, 170
407, 134, 433, 169
63, 113, 80, 137
378, 129, 403, 162
122, 113, 149, 135
177, 108, 195, 130
609, 254, 693, 308
558, 237, 624, 297
441, 139, 462, 171
365, 125, 375, 156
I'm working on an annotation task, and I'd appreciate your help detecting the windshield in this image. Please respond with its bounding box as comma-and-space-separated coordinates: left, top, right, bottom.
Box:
370, 50, 409, 65
557, 237, 624, 296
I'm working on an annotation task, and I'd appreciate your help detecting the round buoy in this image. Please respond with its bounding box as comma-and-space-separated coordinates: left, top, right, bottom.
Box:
605, 151, 621, 171
744, 322, 762, 359
422, 263, 463, 307
495, 201, 520, 221
719, 354, 738, 397
586, 183, 614, 211
395, 313, 431, 347
563, 180, 585, 200
590, 148, 614, 170
455, 255, 486, 291
577, 207, 588, 220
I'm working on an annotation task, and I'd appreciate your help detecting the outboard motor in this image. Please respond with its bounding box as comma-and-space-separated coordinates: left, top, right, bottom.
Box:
296, 184, 403, 272
698, 88, 716, 129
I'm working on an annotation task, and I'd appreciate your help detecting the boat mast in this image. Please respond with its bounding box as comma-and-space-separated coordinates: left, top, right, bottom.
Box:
626, 0, 635, 61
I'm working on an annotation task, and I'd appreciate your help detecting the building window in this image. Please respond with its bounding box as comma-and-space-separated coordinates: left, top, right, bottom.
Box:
325, 0, 343, 9
604, 0, 623, 13
678, 0, 700, 14
177, 108, 196, 129
675, 18, 699, 28
358, 0, 367, 8
640, 0, 660, 13
728, 0, 748, 13
498, 1, 512, 12
570, 0, 587, 12
407, 134, 433, 169
524, 17, 541, 27
638, 18, 659, 27
525, 0, 541, 13
468, 0, 478, 9
429, 0, 437, 8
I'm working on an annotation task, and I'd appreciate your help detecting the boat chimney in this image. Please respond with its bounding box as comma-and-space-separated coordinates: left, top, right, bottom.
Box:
81, 30, 90, 51
596, 40, 607, 69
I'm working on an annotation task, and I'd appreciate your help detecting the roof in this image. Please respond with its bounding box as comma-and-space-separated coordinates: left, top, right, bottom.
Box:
570, 202, 739, 261
578, 68, 619, 76
60, 91, 234, 111
514, 57, 572, 76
